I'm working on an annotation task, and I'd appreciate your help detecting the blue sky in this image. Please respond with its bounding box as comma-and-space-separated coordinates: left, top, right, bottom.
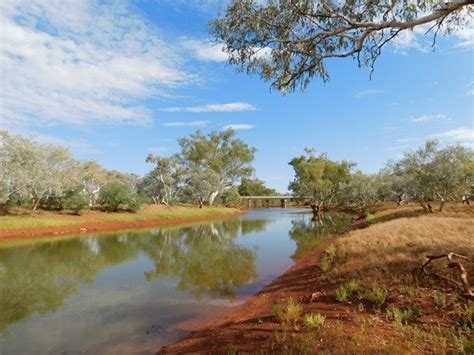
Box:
1, 0, 473, 192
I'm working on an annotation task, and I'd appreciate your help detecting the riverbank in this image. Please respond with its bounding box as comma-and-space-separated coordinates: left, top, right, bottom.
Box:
0, 205, 243, 240
160, 204, 474, 353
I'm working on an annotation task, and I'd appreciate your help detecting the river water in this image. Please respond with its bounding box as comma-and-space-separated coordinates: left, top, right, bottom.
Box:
0, 209, 351, 354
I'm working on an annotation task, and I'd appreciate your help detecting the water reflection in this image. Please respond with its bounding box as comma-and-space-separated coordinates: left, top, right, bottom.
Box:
289, 212, 352, 259
141, 220, 261, 299
0, 218, 268, 335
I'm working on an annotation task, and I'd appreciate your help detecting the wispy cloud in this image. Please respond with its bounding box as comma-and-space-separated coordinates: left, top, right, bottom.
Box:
432, 128, 474, 142
223, 124, 254, 130
0, 0, 191, 128
354, 89, 384, 98
163, 102, 258, 113
161, 121, 209, 127
181, 38, 228, 62
410, 114, 449, 123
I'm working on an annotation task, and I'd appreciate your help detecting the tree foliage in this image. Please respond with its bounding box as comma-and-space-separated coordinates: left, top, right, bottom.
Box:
211, 0, 473, 92
238, 177, 277, 196
289, 148, 353, 209
178, 129, 256, 205
0, 130, 140, 214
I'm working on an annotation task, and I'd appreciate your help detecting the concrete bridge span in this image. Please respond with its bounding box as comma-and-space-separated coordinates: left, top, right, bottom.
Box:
240, 195, 300, 208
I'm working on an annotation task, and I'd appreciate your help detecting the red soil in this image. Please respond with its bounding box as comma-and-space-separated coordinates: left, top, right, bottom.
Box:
158, 237, 403, 354
0, 211, 243, 241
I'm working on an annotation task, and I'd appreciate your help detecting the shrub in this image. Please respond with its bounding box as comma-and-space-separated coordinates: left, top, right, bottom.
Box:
304, 313, 326, 329
273, 297, 303, 330
98, 183, 143, 212
63, 188, 88, 215
361, 285, 389, 309
320, 244, 337, 272
336, 280, 359, 302
388, 305, 420, 326
365, 212, 376, 225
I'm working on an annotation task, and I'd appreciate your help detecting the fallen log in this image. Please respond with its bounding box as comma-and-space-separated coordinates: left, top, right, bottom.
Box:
421, 253, 474, 301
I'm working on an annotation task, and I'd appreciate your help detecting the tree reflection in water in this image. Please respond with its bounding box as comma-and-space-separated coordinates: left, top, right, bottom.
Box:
289, 212, 352, 260
0, 218, 269, 334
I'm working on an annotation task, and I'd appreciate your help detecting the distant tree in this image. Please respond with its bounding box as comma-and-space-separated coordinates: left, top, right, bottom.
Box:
289, 148, 353, 215
178, 129, 256, 205
182, 171, 221, 208
376, 167, 408, 206
211, 0, 473, 92
394, 140, 473, 212
341, 171, 379, 212
219, 186, 242, 206
238, 177, 277, 196
140, 154, 187, 205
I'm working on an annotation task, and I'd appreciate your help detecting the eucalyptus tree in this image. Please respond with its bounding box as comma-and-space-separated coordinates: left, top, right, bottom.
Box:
394, 140, 473, 212
182, 171, 221, 208
211, 0, 473, 92
238, 177, 277, 196
178, 129, 256, 205
0, 130, 34, 209
140, 154, 188, 205
341, 171, 379, 211
289, 148, 353, 214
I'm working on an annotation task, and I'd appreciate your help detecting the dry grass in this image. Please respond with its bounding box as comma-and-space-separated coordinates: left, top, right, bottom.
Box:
333, 216, 474, 285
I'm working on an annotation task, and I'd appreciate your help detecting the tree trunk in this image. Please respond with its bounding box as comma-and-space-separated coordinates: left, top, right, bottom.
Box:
419, 201, 430, 213
427, 202, 433, 213
209, 190, 219, 206
439, 200, 446, 212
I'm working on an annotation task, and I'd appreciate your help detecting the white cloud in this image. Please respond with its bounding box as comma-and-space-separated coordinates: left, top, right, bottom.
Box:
161, 121, 209, 127
223, 124, 254, 130
454, 18, 474, 48
432, 128, 474, 141
0, 0, 191, 128
354, 89, 384, 98
163, 102, 258, 113
181, 39, 228, 62
410, 114, 448, 123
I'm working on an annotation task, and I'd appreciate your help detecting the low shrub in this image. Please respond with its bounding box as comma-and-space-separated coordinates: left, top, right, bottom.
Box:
364, 212, 376, 225
63, 188, 88, 215
388, 305, 420, 326
273, 297, 303, 330
304, 313, 326, 329
320, 244, 337, 272
336, 280, 359, 302
360, 285, 389, 309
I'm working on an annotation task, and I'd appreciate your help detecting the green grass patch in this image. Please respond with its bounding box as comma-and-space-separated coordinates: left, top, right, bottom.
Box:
0, 205, 240, 231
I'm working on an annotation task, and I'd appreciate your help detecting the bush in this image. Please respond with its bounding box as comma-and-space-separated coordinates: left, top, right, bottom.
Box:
365, 212, 376, 225
361, 285, 389, 309
304, 313, 326, 329
97, 183, 143, 212
63, 189, 88, 215
387, 305, 420, 326
320, 244, 337, 272
273, 297, 303, 330
336, 280, 359, 302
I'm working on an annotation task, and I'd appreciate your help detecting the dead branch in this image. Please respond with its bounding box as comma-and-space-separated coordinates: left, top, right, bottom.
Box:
421, 253, 474, 300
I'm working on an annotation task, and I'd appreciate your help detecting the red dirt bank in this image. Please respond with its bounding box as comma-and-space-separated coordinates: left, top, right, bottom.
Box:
0, 211, 243, 241
158, 239, 404, 354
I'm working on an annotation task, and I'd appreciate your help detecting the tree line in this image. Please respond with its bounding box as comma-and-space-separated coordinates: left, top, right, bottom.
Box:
289, 141, 473, 215
0, 129, 261, 214
1, 129, 472, 215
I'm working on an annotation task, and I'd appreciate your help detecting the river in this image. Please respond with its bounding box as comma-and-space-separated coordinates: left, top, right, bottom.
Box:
0, 209, 351, 354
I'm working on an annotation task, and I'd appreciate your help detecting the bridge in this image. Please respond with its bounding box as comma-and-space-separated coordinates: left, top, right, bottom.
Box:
240, 195, 301, 208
